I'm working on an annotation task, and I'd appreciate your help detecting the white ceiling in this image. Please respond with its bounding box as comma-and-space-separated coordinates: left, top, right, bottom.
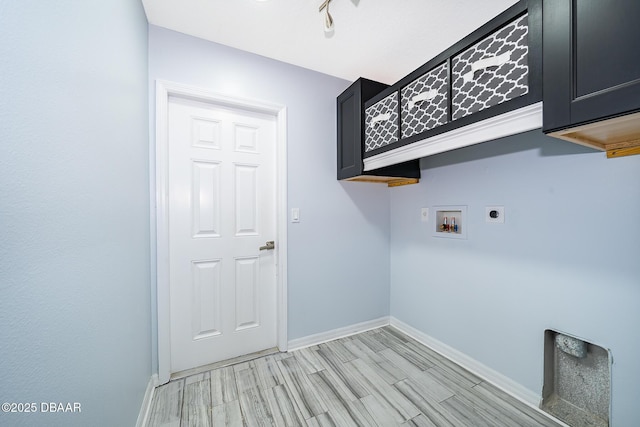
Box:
142, 0, 518, 85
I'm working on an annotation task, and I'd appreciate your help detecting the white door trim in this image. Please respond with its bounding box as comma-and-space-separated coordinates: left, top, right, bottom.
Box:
155, 80, 288, 384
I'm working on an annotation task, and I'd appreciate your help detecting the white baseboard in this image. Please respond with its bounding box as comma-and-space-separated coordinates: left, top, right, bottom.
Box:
389, 317, 542, 408
288, 316, 390, 351
136, 374, 159, 427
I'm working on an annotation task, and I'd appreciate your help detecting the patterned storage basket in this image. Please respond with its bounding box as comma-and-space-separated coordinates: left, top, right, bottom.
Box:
364, 92, 399, 153
451, 13, 529, 120
401, 62, 449, 139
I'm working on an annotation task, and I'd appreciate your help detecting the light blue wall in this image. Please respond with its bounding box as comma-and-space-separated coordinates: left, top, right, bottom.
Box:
390, 129, 640, 424
148, 26, 391, 369
0, 1, 151, 426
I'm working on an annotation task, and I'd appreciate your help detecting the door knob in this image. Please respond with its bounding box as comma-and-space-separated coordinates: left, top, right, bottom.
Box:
259, 241, 275, 251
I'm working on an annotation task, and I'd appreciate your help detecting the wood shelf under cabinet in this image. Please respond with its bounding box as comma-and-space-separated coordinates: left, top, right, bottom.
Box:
343, 175, 419, 187
548, 111, 640, 159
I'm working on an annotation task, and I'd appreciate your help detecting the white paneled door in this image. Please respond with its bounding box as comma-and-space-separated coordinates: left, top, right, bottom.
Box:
168, 95, 277, 374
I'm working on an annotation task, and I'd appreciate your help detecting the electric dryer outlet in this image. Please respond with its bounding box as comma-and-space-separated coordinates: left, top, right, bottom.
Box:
485, 206, 505, 223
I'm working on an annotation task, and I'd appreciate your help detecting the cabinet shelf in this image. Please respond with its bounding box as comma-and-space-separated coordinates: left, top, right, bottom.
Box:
365, 102, 542, 171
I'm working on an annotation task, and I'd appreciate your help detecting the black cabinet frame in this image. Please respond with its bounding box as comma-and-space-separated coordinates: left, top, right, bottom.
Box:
337, 78, 420, 182
363, 0, 542, 159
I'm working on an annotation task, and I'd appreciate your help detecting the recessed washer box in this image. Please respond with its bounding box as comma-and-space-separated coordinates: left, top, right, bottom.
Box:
433, 205, 467, 239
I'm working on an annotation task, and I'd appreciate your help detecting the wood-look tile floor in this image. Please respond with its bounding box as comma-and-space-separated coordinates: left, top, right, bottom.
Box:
146, 327, 563, 427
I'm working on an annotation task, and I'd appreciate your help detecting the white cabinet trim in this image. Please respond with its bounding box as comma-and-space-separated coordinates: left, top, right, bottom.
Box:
364, 102, 543, 171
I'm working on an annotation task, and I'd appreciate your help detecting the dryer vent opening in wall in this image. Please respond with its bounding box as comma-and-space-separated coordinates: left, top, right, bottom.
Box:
541, 330, 611, 427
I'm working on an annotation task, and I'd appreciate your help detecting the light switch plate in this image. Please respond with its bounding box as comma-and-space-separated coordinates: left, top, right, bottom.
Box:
486, 206, 505, 223
421, 208, 429, 222
291, 208, 300, 223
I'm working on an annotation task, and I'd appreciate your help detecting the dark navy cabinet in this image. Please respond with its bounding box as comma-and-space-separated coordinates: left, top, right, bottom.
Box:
337, 78, 420, 185
542, 0, 640, 157
362, 0, 542, 159
337, 0, 546, 177
543, 0, 640, 131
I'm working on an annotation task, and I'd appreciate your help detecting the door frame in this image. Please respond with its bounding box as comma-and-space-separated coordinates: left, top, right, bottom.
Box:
154, 80, 288, 384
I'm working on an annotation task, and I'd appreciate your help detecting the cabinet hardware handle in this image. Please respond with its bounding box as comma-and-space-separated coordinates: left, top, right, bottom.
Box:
463, 52, 511, 83
371, 113, 391, 126
259, 241, 275, 251
408, 89, 438, 110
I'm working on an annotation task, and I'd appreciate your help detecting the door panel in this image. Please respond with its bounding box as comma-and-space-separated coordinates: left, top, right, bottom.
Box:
575, 0, 640, 98
191, 259, 222, 339
234, 163, 258, 236
191, 160, 221, 238
234, 257, 259, 331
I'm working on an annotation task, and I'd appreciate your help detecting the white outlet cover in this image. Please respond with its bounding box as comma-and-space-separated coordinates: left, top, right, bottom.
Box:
486, 206, 505, 223
291, 208, 300, 223
421, 207, 429, 222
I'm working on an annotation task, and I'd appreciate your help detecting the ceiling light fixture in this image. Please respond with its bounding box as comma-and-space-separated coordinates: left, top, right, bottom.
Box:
319, 0, 334, 33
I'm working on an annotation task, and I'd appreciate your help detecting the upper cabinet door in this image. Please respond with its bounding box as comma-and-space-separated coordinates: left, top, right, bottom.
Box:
543, 0, 640, 132
337, 78, 389, 180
